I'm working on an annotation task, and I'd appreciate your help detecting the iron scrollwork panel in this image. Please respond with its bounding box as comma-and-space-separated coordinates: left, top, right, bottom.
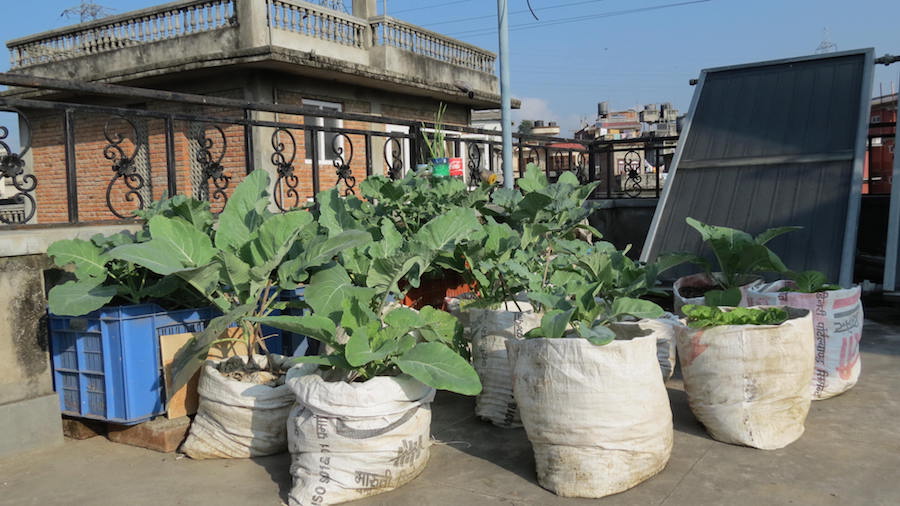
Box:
271, 127, 300, 212
332, 133, 356, 196
384, 137, 404, 180
0, 109, 36, 224
623, 150, 643, 198
467, 141, 483, 184
196, 125, 230, 210
104, 116, 146, 219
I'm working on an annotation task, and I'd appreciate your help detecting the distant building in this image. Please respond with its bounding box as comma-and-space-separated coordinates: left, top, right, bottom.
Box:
575, 101, 680, 141
865, 93, 897, 194
529, 120, 561, 137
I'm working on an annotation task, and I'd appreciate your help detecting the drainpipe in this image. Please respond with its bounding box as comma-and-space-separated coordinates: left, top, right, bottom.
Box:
497, 0, 513, 188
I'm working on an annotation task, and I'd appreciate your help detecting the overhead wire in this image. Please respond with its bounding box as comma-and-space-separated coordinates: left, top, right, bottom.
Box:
416, 0, 612, 28
445, 0, 712, 38
388, 0, 476, 15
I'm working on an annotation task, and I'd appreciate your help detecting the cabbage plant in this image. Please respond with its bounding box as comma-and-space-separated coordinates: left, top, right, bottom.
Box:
46, 196, 216, 316
248, 205, 483, 395
106, 170, 370, 390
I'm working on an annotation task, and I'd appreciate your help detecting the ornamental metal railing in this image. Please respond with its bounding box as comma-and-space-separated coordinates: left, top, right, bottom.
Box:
0, 74, 665, 227
370, 16, 496, 74
8, 0, 235, 68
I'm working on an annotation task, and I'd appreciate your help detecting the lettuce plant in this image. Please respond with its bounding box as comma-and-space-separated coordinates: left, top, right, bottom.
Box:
672, 217, 800, 305
248, 206, 483, 395
682, 305, 790, 328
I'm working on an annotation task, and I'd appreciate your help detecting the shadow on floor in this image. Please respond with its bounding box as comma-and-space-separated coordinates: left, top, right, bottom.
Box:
431, 392, 540, 486
250, 452, 292, 503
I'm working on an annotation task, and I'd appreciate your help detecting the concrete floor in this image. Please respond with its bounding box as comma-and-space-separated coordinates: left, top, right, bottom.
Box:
2, 305, 899, 506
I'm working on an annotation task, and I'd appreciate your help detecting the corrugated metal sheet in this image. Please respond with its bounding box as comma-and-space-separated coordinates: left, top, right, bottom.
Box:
642, 50, 874, 285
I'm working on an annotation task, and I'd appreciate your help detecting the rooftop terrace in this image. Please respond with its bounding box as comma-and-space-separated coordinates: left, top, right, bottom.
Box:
2, 303, 898, 506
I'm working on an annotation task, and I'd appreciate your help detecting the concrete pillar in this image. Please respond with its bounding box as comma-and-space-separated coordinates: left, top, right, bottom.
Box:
236, 0, 271, 49
352, 0, 377, 19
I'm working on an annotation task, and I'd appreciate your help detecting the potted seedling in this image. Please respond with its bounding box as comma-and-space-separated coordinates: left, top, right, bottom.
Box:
669, 217, 800, 314
250, 206, 482, 505
554, 240, 688, 380
746, 270, 863, 400
677, 304, 814, 449
355, 173, 495, 309
506, 287, 673, 498
422, 103, 450, 177
454, 166, 603, 427
107, 170, 370, 459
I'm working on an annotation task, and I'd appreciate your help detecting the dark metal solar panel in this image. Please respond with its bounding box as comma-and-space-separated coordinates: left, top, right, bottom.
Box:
642, 49, 874, 286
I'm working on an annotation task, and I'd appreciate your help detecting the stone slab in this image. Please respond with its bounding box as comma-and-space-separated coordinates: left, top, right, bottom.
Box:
62, 416, 107, 440
107, 416, 191, 453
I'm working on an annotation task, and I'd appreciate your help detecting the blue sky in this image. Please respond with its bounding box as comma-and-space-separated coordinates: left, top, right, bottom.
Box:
0, 0, 898, 136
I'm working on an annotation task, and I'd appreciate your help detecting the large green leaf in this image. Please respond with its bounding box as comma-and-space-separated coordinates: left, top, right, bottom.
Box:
215, 169, 270, 253
172, 263, 224, 308
576, 323, 616, 346
610, 297, 664, 321
539, 308, 574, 339
417, 306, 460, 344
47, 239, 109, 280
48, 279, 117, 316
412, 207, 480, 253
278, 229, 372, 287
317, 188, 362, 237
305, 264, 375, 324
110, 216, 216, 275
170, 303, 256, 392
517, 164, 549, 193
755, 226, 802, 246
242, 210, 313, 267
245, 314, 339, 347
396, 342, 482, 395
345, 325, 397, 367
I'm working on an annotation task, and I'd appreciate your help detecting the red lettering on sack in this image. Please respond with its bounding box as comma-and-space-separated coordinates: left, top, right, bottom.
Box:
682, 331, 708, 367
833, 294, 858, 310
836, 333, 861, 380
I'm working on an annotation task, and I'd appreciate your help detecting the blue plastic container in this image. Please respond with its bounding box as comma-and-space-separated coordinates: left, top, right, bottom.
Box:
278, 287, 316, 357
48, 304, 215, 425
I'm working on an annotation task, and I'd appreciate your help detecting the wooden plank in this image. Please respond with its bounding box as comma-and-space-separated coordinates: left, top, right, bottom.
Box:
159, 328, 247, 419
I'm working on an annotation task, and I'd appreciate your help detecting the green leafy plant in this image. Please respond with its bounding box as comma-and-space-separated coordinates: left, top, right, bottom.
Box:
682, 305, 790, 328
250, 205, 483, 395
524, 291, 664, 346
671, 217, 800, 305
106, 170, 370, 390
780, 271, 841, 293
46, 197, 216, 316
460, 165, 603, 307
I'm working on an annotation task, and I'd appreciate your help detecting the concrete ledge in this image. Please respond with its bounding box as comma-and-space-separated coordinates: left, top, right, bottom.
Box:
0, 223, 141, 257
0, 393, 63, 458
591, 198, 660, 209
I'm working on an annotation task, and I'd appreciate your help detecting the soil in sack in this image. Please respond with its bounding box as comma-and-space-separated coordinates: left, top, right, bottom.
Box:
286, 365, 435, 506
676, 307, 814, 449
507, 335, 673, 498
181, 354, 294, 459
469, 301, 540, 428
746, 282, 864, 400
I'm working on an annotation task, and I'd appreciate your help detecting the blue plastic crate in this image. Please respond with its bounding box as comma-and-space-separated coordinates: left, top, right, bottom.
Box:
278, 287, 316, 357
48, 304, 215, 425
